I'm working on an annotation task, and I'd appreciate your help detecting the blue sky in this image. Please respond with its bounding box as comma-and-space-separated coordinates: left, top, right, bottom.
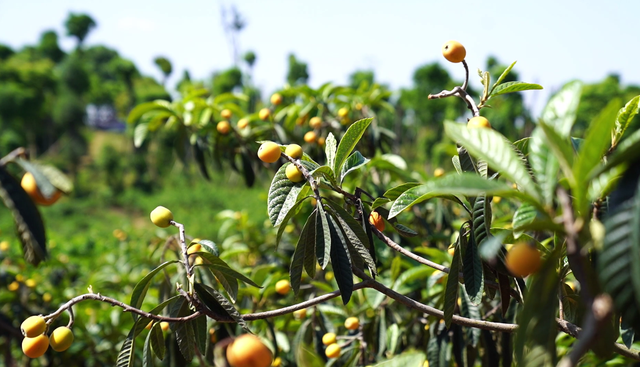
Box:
1, 0, 639, 116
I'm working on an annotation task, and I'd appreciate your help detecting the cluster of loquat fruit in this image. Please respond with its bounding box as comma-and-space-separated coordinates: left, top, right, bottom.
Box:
20, 316, 74, 358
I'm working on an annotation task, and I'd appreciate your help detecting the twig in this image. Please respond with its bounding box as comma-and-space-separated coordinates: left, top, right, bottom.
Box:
43, 293, 203, 323
0, 147, 26, 166
428, 86, 479, 117
370, 226, 520, 299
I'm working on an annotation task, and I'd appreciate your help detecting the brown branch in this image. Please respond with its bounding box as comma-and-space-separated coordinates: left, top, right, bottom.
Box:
43, 293, 203, 323
0, 147, 27, 166
371, 226, 520, 300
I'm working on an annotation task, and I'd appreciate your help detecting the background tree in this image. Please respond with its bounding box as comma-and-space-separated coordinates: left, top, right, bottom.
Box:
212, 67, 243, 95
349, 69, 375, 89
286, 53, 309, 85
64, 13, 96, 48
153, 56, 172, 86
37, 30, 65, 63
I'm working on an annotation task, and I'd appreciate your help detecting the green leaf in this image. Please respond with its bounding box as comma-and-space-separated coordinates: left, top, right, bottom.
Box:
174, 299, 195, 362
392, 266, 432, 292
389, 173, 529, 219
340, 151, 369, 183
373, 351, 426, 367
310, 165, 338, 188
598, 185, 640, 331
328, 216, 353, 304
444, 122, 541, 203
209, 268, 238, 302
333, 117, 373, 175
143, 325, 155, 367
460, 285, 481, 347
490, 60, 517, 94
539, 80, 582, 137
489, 81, 543, 97
192, 315, 207, 355
290, 211, 317, 294
295, 343, 324, 367
268, 163, 306, 226
324, 199, 377, 275
427, 327, 450, 367
0, 165, 47, 265
130, 261, 179, 321
512, 203, 560, 236
316, 204, 331, 269
529, 127, 560, 207
127, 100, 174, 124
480, 70, 490, 103
472, 194, 492, 246
536, 122, 574, 187
149, 322, 165, 361
116, 328, 136, 367
195, 252, 260, 287
573, 98, 620, 216
133, 296, 182, 337
514, 247, 561, 366
16, 160, 73, 194
592, 128, 640, 179
612, 95, 640, 147
382, 182, 421, 201
134, 122, 149, 148
275, 192, 312, 247
462, 226, 484, 305
443, 239, 461, 328
325, 132, 337, 172
194, 283, 249, 332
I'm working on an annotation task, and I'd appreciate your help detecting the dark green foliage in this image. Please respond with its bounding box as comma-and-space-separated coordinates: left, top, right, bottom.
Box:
212, 67, 242, 95
287, 53, 309, 85
64, 13, 97, 46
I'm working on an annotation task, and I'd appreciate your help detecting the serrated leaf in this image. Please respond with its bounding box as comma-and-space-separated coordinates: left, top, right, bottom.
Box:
457, 146, 477, 175
427, 327, 450, 367
130, 260, 179, 321
340, 151, 369, 183
150, 322, 165, 361
393, 223, 417, 237
445, 122, 541, 203
460, 285, 481, 347
490, 81, 542, 97
598, 181, 640, 331
275, 190, 311, 247
316, 204, 331, 269
192, 315, 207, 354
592, 128, 640, 180
612, 95, 640, 147
174, 300, 195, 361
490, 61, 517, 95
333, 118, 373, 175
0, 165, 47, 265
529, 127, 561, 207
462, 227, 484, 305
195, 252, 259, 287
290, 211, 316, 294
540, 80, 582, 137
328, 216, 353, 304
472, 194, 492, 246
443, 240, 461, 328
325, 133, 337, 171
573, 99, 620, 216
195, 239, 219, 257
133, 296, 182, 337
324, 199, 377, 275
194, 283, 249, 332
268, 163, 306, 226
116, 328, 136, 367
514, 247, 561, 366
210, 268, 238, 302
382, 182, 421, 201
512, 202, 552, 235
537, 122, 575, 182
310, 165, 338, 188
143, 325, 155, 367
389, 173, 529, 219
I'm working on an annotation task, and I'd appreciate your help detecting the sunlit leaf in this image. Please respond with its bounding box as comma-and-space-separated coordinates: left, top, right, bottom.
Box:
130, 261, 179, 321
333, 118, 373, 175
539, 80, 582, 137
490, 81, 542, 97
